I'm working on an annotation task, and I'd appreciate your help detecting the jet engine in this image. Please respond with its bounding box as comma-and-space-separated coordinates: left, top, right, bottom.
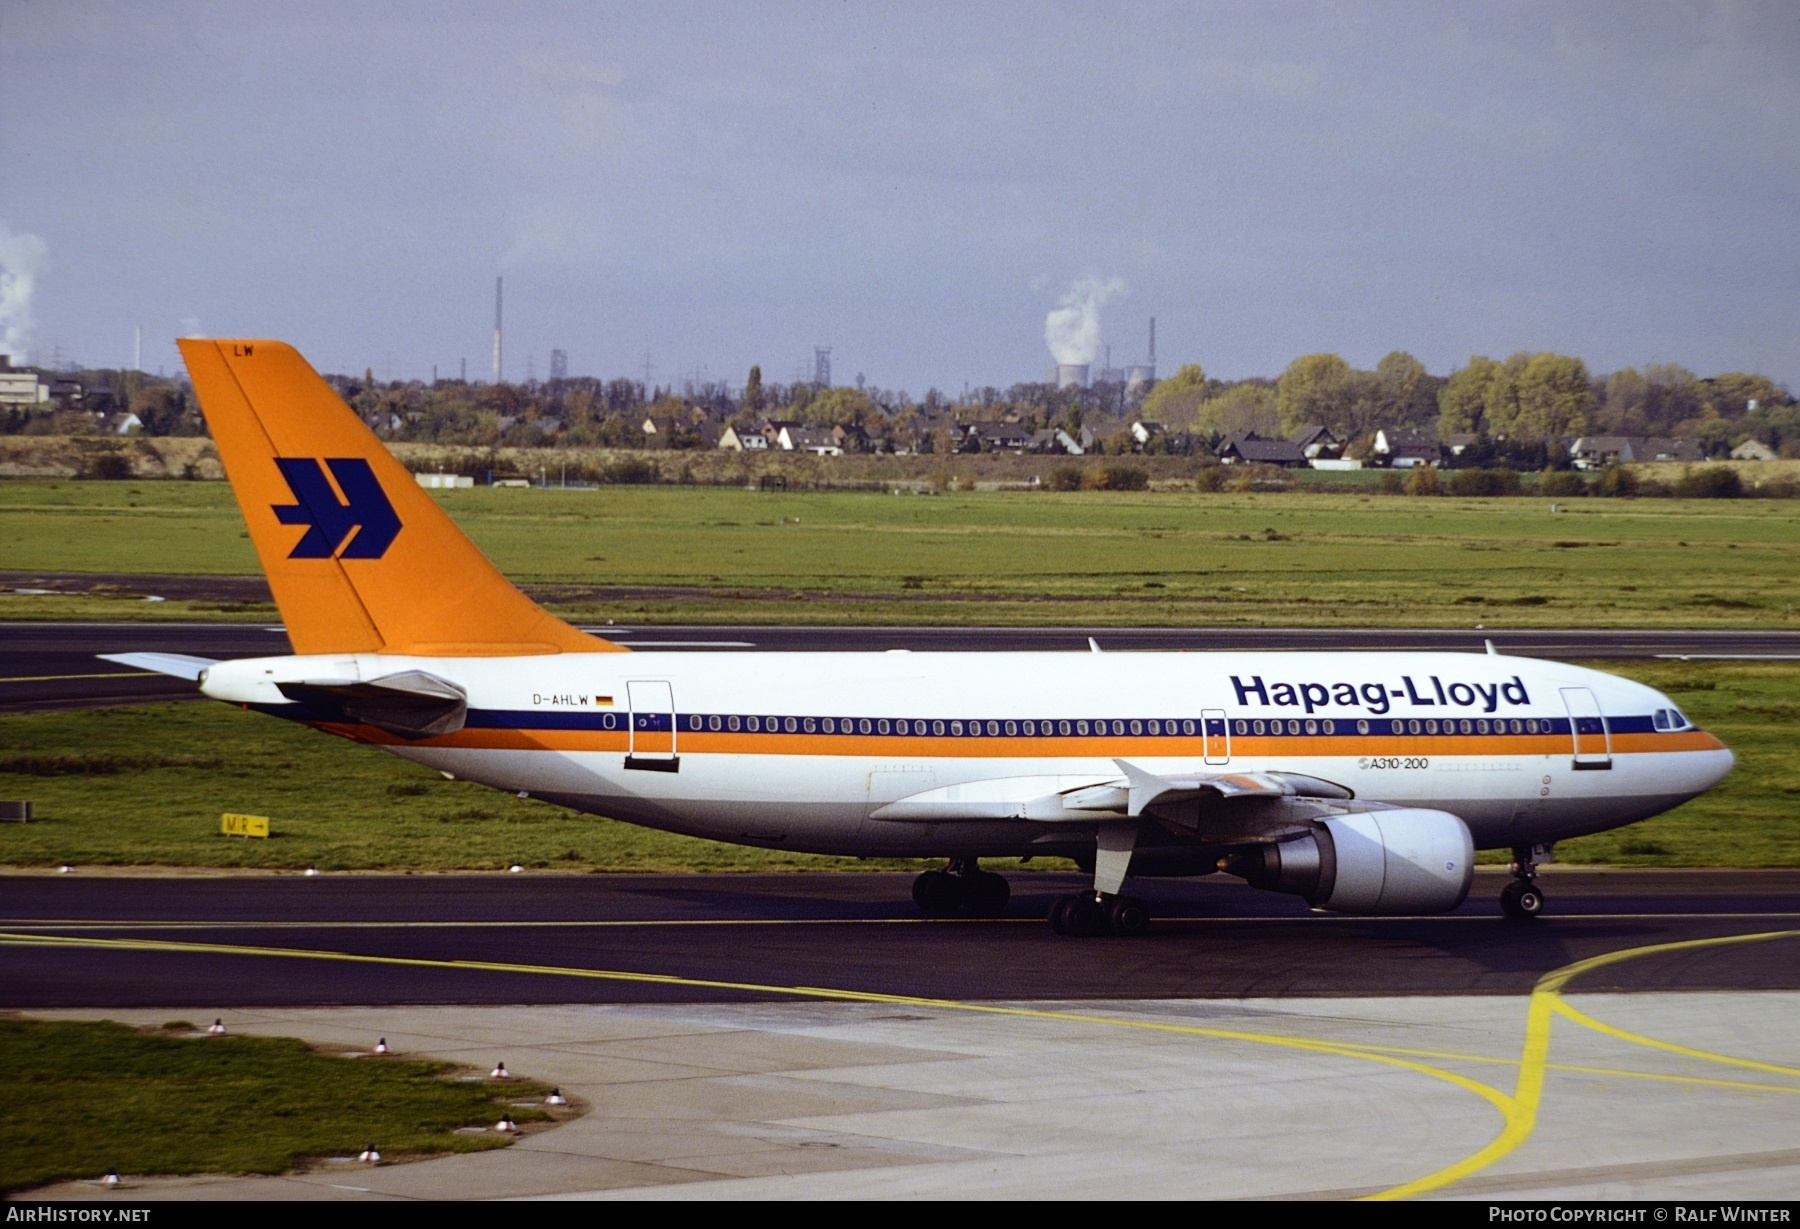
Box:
1222, 809, 1474, 915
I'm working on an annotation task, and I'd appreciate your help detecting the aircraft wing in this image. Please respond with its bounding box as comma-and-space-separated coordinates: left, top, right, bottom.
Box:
98, 652, 219, 680
871, 758, 1353, 835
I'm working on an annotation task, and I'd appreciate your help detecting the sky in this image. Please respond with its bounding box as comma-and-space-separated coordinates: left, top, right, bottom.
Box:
2, 1, 1796, 393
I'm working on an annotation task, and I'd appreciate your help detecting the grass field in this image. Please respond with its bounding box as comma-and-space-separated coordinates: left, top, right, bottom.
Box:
0, 1017, 554, 1194
1, 659, 1793, 870
0, 478, 1796, 627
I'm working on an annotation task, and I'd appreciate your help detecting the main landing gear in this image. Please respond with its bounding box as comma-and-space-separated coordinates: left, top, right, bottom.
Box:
1049, 891, 1150, 937
1501, 843, 1550, 920
912, 858, 1011, 918
1049, 821, 1151, 937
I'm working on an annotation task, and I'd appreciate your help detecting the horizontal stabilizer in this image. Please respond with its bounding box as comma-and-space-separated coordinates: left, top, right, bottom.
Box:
277, 670, 468, 739
98, 652, 218, 681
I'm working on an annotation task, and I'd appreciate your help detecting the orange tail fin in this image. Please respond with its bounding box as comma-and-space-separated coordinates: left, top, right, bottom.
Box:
179, 338, 622, 657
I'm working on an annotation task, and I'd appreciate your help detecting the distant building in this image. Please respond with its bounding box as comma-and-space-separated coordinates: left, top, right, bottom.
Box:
1373, 428, 1441, 468
776, 424, 842, 455
962, 421, 1035, 454
1217, 435, 1307, 467
831, 423, 873, 453
1569, 436, 1705, 468
1291, 424, 1343, 459
718, 425, 769, 451
0, 357, 52, 407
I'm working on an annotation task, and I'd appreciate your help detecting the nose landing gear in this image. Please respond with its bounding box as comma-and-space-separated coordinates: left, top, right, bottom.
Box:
912, 858, 1011, 918
1501, 844, 1551, 919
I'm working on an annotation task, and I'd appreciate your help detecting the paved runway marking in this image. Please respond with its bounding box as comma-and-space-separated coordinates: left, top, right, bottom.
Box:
1367, 928, 1800, 1201
4, 927, 1795, 1202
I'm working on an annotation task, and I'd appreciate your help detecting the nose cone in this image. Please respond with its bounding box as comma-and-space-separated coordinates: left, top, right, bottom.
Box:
1689, 742, 1734, 795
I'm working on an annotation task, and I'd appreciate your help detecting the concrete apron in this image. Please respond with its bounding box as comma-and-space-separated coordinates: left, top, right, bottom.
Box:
24, 993, 1800, 1201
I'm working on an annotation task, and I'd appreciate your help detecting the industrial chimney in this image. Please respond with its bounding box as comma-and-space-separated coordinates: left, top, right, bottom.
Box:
492, 276, 503, 384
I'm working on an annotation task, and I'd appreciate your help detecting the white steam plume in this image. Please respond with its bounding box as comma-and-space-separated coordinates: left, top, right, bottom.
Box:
1044, 276, 1125, 366
0, 224, 49, 358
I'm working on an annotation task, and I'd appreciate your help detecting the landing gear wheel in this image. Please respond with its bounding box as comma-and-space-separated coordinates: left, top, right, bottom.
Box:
1107, 896, 1150, 937
1500, 879, 1544, 920
1064, 894, 1108, 938
961, 870, 1011, 917
912, 870, 962, 917
1049, 893, 1081, 935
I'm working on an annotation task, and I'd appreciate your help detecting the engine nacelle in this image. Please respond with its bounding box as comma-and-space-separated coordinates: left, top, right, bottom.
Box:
1223, 809, 1475, 915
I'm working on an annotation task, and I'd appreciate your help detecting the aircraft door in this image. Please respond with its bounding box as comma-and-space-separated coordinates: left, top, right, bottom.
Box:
1202, 708, 1230, 765
626, 679, 679, 772
1560, 687, 1611, 771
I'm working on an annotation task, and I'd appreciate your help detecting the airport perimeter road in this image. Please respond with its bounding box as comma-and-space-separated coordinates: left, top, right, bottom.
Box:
4, 869, 1798, 1008
6, 621, 1800, 712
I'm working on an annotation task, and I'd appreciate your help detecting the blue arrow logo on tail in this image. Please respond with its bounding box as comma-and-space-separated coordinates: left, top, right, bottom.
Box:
272, 458, 402, 559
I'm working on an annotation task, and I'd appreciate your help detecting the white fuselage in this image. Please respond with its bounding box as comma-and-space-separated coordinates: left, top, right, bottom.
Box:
200, 649, 1732, 860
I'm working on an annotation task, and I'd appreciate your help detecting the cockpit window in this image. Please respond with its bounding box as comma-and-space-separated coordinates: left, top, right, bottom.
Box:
1656, 707, 1692, 731
1654, 709, 1671, 731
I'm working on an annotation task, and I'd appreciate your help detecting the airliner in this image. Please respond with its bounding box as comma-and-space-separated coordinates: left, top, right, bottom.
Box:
110, 340, 1734, 936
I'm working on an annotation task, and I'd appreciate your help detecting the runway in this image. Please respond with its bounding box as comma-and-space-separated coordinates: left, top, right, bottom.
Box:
6, 619, 1800, 713
9, 870, 1800, 1201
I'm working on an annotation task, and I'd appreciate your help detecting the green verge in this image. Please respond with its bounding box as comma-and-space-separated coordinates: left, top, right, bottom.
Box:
0, 702, 936, 872
0, 1017, 553, 1194
0, 660, 1794, 870
1, 479, 1797, 628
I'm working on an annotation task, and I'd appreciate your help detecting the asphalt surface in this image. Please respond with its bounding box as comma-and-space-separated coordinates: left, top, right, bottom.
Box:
4, 869, 1798, 1009
6, 619, 1800, 713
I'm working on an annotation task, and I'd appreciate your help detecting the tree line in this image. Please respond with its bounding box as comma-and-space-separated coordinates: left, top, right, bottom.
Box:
7, 350, 1796, 459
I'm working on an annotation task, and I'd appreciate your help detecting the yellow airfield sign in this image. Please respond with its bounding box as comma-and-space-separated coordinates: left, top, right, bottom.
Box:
221, 812, 270, 839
